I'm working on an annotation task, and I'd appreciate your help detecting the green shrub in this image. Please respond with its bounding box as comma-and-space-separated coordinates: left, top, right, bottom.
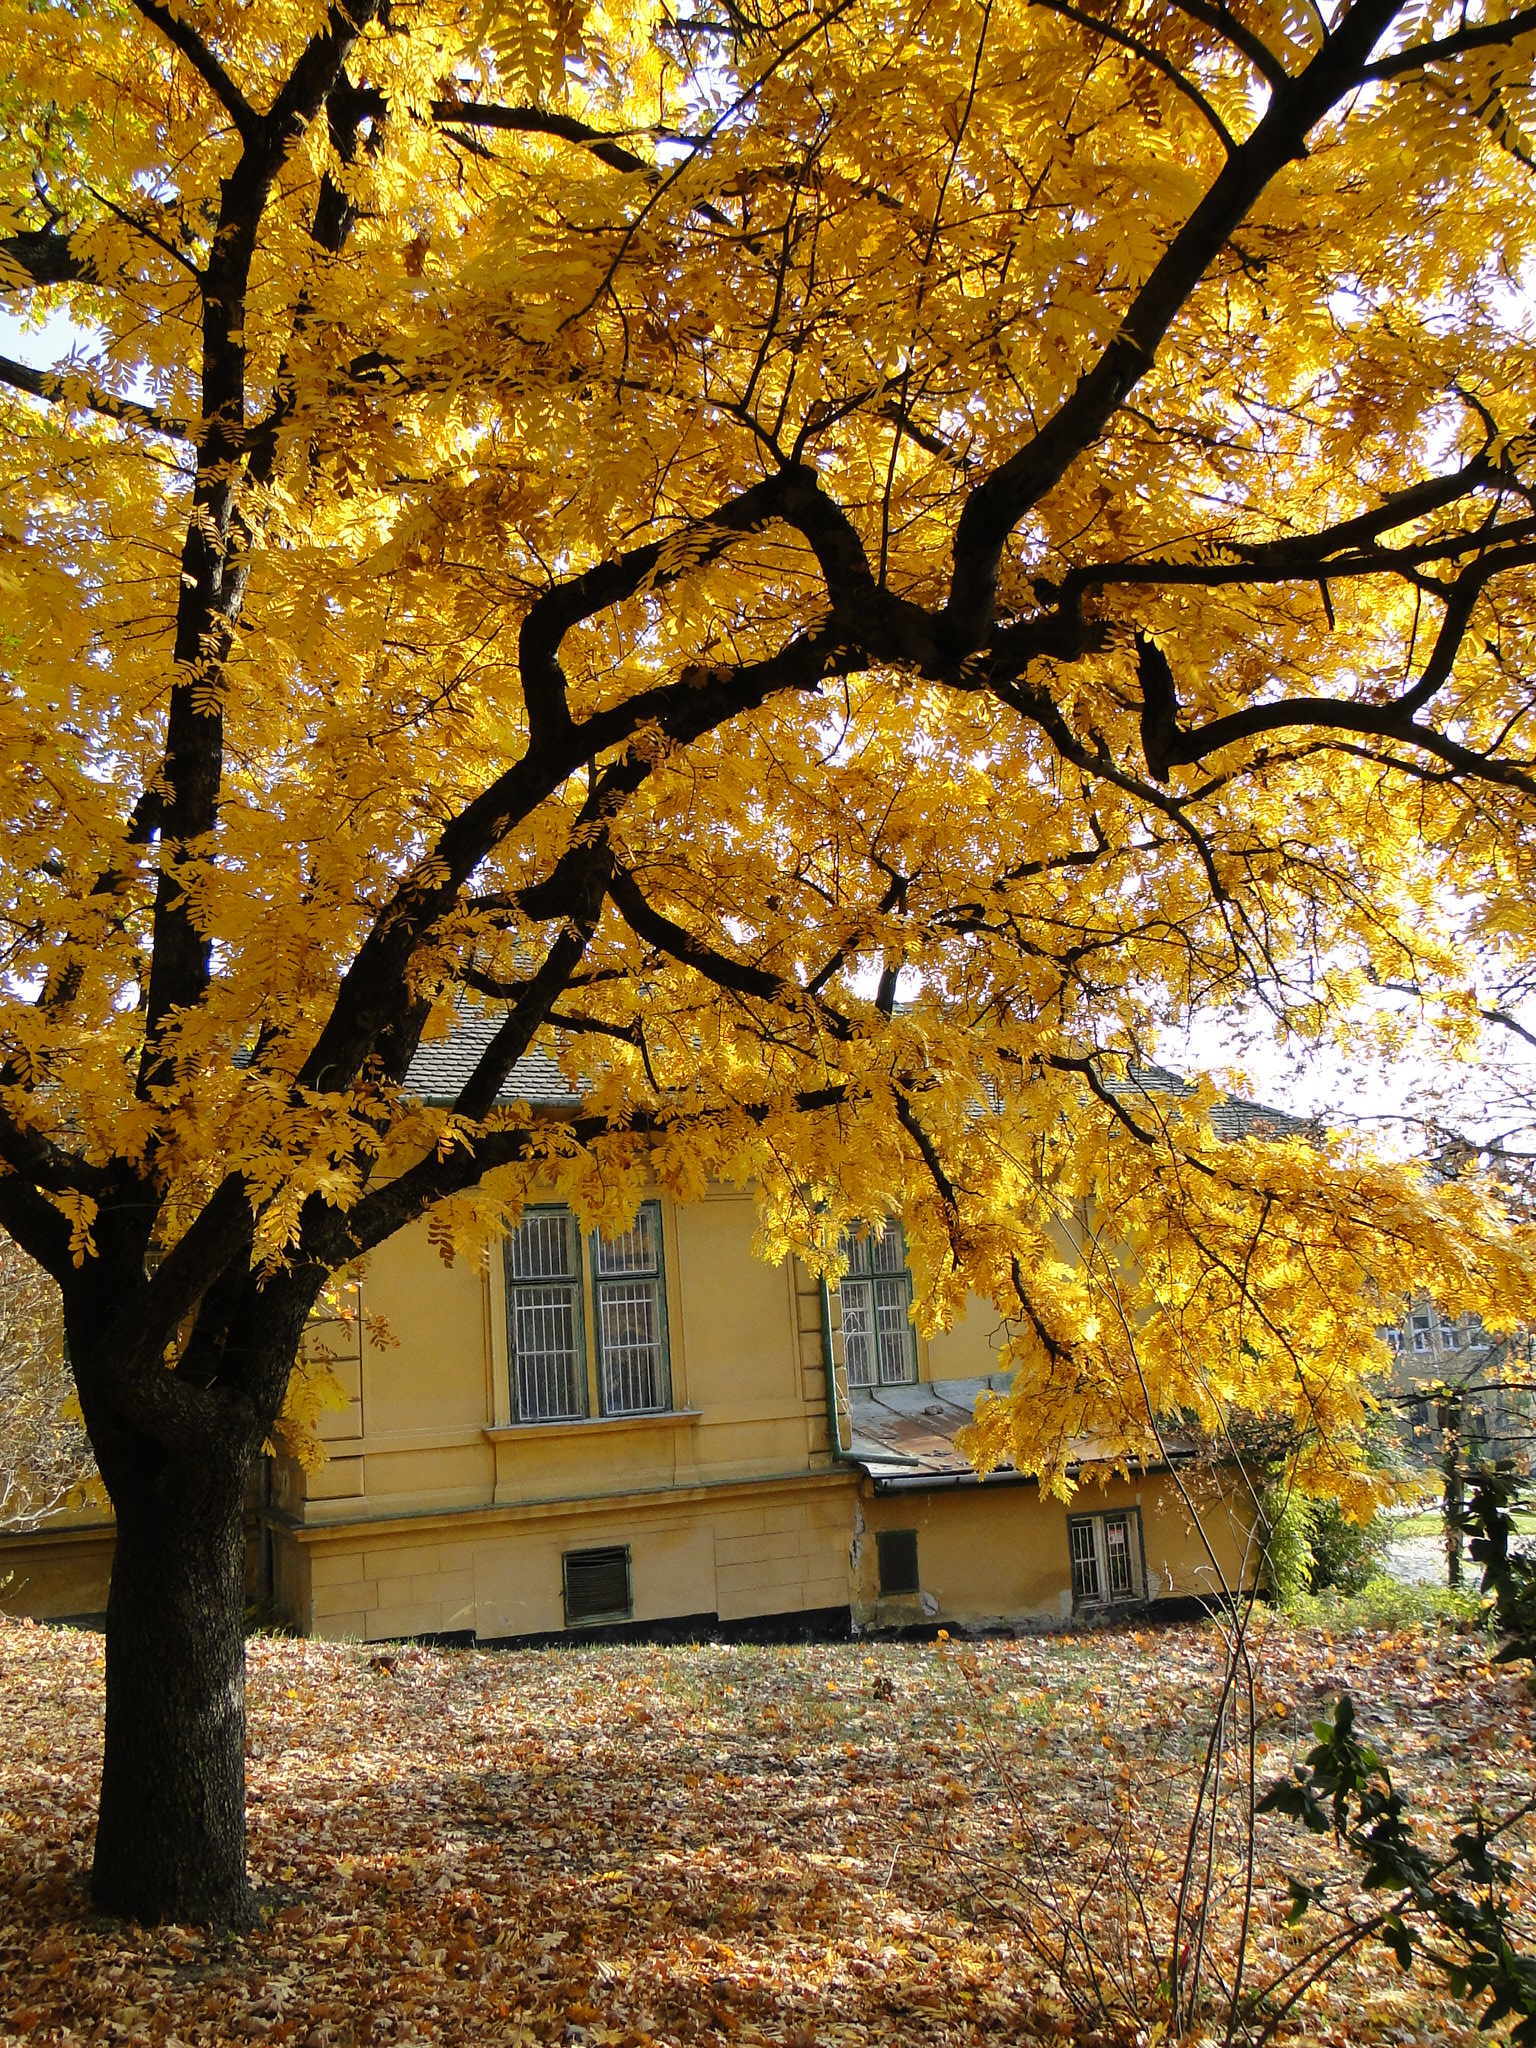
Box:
1306, 1498, 1389, 1595
1262, 1485, 1391, 1604
1283, 1575, 1485, 1632
1260, 1486, 1314, 1603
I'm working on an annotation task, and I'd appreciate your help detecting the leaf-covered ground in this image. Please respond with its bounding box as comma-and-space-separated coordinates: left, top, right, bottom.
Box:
0, 1611, 1530, 2047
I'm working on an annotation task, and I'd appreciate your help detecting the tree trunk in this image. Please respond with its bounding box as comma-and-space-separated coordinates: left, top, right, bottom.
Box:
90, 1456, 254, 1926
1441, 1393, 1464, 1592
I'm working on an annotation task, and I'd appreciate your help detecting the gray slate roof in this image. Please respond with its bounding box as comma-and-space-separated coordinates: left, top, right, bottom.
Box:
402, 1015, 1309, 1137
1122, 1062, 1311, 1142
404, 1008, 581, 1108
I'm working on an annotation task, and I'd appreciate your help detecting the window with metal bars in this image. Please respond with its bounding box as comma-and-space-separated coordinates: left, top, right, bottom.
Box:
838, 1221, 917, 1388
1067, 1509, 1145, 1607
592, 1201, 671, 1415
505, 1209, 588, 1422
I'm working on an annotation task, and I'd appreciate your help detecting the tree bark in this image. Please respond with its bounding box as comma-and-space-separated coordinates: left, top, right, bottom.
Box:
1441, 1392, 1465, 1592
90, 1450, 255, 1926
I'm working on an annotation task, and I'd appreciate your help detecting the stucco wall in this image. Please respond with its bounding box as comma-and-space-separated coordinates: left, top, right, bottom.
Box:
853, 1470, 1257, 1630
275, 1460, 1255, 1643
924, 1291, 1008, 1383
0, 1521, 115, 1621
278, 1472, 858, 1641
278, 1188, 832, 1529
6, 1183, 1262, 1645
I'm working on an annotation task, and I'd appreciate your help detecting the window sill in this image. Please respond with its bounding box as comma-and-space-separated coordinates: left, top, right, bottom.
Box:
485, 1410, 702, 1444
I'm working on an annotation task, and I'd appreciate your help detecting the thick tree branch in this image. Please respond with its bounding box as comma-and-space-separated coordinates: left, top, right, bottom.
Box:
609, 867, 789, 1003
0, 351, 189, 438
125, 1174, 255, 1375
893, 1087, 964, 1226
1163, 0, 1290, 89
1484, 1006, 1536, 1054
1137, 631, 1181, 783
1045, 1053, 1161, 1144
1049, 456, 1511, 602
1156, 549, 1536, 775
517, 464, 909, 742
0, 228, 91, 287
427, 98, 738, 230
306, 1083, 854, 1266
452, 918, 603, 1121
296, 604, 851, 1106
1011, 1253, 1073, 1365
1026, 0, 1239, 153
1363, 3, 1536, 82
942, 0, 1407, 651
0, 1171, 78, 1282
430, 99, 653, 176
128, 0, 261, 143
138, 0, 382, 1095
452, 794, 623, 1119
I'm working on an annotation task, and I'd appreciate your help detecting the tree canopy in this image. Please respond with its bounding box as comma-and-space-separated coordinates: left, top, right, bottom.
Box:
3, 0, 1536, 1920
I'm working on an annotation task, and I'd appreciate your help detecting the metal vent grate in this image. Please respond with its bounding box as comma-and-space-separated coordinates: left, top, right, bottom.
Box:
562, 1545, 633, 1626
876, 1529, 920, 1597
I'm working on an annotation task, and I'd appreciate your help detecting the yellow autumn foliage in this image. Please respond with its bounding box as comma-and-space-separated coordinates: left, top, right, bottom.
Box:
0, 0, 1532, 1511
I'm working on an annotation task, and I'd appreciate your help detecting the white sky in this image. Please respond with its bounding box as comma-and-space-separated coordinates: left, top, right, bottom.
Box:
1164, 992, 1536, 1159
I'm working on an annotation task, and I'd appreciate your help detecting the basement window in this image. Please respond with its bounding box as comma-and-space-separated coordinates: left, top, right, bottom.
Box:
562, 1545, 633, 1627
1068, 1509, 1145, 1608
876, 1529, 921, 1597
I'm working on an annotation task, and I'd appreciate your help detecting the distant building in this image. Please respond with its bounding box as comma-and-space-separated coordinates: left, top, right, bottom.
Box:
1382, 1305, 1534, 1468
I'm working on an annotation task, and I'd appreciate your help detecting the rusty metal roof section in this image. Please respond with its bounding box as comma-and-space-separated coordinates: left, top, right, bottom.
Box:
846, 1377, 1016, 1486
846, 1377, 1191, 1491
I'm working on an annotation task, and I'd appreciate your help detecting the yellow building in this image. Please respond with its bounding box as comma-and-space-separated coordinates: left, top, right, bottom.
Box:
0, 1030, 1256, 1637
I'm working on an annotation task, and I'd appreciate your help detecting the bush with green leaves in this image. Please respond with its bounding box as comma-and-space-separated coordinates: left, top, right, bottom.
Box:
1258, 1695, 1536, 2043
1306, 1498, 1390, 1595
1261, 1487, 1388, 1604
1258, 1462, 1536, 2044
1457, 1463, 1536, 1658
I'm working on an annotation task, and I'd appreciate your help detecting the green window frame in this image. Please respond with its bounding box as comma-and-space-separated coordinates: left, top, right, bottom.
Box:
590, 1199, 672, 1416
839, 1220, 918, 1387
505, 1208, 588, 1422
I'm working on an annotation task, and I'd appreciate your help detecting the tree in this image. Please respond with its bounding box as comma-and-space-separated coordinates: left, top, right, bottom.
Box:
1453, 1331, 1536, 1583
2, 0, 1535, 1926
